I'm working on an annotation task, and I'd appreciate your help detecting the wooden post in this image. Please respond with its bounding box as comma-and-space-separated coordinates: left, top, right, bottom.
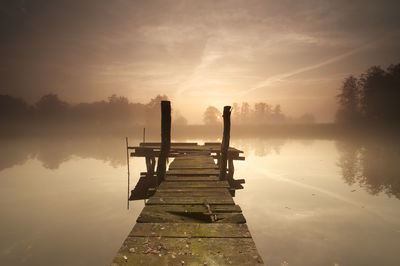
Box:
143, 128, 146, 143
126, 137, 130, 209
219, 106, 231, 180
156, 101, 171, 186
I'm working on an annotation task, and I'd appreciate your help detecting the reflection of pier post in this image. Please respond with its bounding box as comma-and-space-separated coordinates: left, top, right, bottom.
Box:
145, 157, 155, 175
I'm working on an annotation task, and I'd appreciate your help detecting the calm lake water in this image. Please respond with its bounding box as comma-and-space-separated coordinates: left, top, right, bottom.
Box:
0, 135, 399, 266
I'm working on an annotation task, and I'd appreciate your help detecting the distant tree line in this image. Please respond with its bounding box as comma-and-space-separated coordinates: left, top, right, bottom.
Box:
0, 94, 188, 126
203, 102, 315, 125
336, 63, 400, 125
1, 94, 317, 127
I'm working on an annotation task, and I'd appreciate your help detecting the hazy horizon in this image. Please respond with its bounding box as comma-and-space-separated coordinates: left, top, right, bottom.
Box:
2, 0, 400, 123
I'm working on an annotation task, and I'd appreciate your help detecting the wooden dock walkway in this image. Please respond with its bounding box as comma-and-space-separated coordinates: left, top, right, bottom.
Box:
112, 102, 263, 265
112, 153, 263, 265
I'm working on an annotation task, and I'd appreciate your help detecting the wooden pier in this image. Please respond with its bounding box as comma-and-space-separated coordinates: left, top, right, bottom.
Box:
112, 102, 263, 265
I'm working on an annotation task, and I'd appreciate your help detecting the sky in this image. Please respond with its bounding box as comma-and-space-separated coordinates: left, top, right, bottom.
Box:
1, 0, 400, 123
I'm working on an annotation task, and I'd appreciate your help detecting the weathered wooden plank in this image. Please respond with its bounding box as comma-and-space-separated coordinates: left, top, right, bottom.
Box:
138, 204, 242, 214
212, 154, 245, 160
133, 145, 241, 152
215, 213, 246, 223
155, 187, 228, 193
131, 150, 244, 161
172, 155, 216, 160
159, 181, 230, 189
137, 207, 245, 223
170, 162, 216, 165
204, 142, 221, 146
113, 254, 263, 266
169, 164, 216, 168
169, 159, 216, 166
131, 146, 243, 158
146, 196, 234, 205
170, 161, 215, 165
169, 165, 218, 170
172, 156, 215, 161
164, 175, 219, 181
171, 157, 213, 160
153, 190, 231, 198
139, 142, 198, 147
129, 223, 252, 238
170, 159, 215, 163
166, 169, 220, 176
113, 237, 263, 265
211, 204, 242, 213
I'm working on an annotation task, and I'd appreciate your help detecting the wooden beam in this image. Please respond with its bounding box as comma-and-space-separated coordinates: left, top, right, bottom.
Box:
140, 142, 198, 147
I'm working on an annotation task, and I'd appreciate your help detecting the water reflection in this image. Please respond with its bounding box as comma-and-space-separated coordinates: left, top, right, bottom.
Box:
0, 136, 289, 171
337, 138, 400, 199
0, 135, 136, 171
1, 135, 400, 201
1, 135, 400, 265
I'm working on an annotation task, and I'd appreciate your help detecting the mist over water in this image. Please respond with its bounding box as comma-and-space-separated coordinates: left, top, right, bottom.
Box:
1, 132, 399, 266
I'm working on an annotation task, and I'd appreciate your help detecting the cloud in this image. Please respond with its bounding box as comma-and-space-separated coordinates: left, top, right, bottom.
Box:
239, 39, 382, 96
1, 0, 400, 121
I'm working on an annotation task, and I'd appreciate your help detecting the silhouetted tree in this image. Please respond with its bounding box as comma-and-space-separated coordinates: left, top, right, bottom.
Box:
254, 102, 267, 122
232, 103, 240, 122
0, 93, 181, 128
203, 106, 221, 125
240, 102, 250, 124
230, 101, 306, 124
271, 104, 285, 122
336, 63, 400, 126
145, 95, 169, 123
386, 64, 400, 122
173, 111, 188, 125
359, 66, 387, 122
0, 95, 30, 123
336, 76, 360, 123
35, 94, 70, 122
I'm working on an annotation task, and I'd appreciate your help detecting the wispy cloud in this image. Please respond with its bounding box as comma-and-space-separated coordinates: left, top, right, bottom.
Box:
175, 51, 223, 96
239, 40, 379, 97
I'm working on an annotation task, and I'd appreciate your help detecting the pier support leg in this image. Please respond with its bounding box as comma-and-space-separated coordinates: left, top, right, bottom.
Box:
220, 106, 231, 180
156, 101, 171, 186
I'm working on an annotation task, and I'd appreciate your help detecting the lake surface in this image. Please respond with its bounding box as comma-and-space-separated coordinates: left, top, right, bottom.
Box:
0, 135, 399, 265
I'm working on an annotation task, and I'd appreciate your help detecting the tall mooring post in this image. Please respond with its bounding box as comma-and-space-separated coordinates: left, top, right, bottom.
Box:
219, 106, 231, 180
156, 101, 171, 186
